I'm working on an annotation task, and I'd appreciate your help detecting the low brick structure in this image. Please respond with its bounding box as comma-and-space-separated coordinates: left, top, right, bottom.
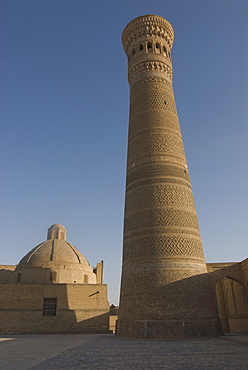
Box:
0, 224, 110, 334
207, 259, 248, 334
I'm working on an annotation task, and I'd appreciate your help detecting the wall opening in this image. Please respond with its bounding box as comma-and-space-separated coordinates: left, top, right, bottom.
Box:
147, 42, 152, 52
43, 298, 57, 316
155, 42, 161, 53
215, 277, 248, 333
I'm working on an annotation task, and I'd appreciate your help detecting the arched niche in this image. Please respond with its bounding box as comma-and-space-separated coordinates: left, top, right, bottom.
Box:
215, 276, 248, 333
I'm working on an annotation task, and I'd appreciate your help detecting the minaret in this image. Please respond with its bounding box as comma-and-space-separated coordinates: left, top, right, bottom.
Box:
117, 15, 222, 339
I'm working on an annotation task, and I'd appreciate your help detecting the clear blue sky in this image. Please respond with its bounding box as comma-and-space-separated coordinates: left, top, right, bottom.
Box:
1, 0, 247, 305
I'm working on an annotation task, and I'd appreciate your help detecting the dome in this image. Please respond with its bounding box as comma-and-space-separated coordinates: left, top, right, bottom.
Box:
17, 239, 92, 271
13, 224, 97, 284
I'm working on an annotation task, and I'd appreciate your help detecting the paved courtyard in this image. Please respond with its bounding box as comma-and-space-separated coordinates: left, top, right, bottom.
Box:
0, 334, 247, 370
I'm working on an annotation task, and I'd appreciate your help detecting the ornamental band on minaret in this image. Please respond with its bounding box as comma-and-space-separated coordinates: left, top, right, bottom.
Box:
117, 15, 222, 339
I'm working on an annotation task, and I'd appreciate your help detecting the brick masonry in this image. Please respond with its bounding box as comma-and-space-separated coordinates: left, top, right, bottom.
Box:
117, 14, 223, 339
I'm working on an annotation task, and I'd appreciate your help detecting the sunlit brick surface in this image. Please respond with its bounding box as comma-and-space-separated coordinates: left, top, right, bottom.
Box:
118, 15, 222, 339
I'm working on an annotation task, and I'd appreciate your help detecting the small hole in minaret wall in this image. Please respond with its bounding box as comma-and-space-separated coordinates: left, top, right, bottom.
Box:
164, 101, 167, 105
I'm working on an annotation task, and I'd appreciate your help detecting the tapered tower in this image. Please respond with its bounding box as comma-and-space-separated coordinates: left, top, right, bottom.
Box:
117, 15, 222, 339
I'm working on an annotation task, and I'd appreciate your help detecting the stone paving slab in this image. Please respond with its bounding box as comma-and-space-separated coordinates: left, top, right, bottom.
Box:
0, 334, 99, 370
0, 334, 247, 370
31, 334, 248, 370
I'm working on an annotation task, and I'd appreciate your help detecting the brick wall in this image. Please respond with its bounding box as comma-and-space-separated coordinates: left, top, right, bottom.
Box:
0, 283, 110, 333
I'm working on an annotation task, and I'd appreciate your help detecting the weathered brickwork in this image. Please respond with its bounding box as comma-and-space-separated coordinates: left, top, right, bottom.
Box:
125, 184, 196, 212
123, 235, 205, 260
207, 261, 248, 334
120, 273, 216, 319
117, 14, 222, 339
124, 209, 200, 232
126, 163, 191, 188
128, 133, 185, 164
130, 89, 177, 116
0, 283, 109, 334
129, 110, 181, 137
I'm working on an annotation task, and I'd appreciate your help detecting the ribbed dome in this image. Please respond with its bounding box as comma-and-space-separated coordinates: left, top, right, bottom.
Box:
17, 239, 91, 271
13, 224, 97, 284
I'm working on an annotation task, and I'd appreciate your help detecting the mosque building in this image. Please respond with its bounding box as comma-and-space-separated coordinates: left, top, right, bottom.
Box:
0, 224, 111, 333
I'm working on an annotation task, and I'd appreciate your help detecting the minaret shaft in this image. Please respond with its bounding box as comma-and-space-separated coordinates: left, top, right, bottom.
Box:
117, 15, 222, 339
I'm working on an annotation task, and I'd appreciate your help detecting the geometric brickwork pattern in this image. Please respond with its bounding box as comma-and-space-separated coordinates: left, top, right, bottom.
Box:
125, 184, 196, 212
124, 208, 200, 233
123, 235, 205, 260
130, 89, 177, 116
128, 133, 185, 164
128, 62, 173, 85
129, 110, 181, 136
118, 14, 222, 338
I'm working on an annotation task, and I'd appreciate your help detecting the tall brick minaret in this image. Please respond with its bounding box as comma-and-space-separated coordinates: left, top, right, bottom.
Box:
117, 15, 222, 339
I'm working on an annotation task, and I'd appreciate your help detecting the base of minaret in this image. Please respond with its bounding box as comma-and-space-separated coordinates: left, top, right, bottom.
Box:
116, 318, 223, 339
117, 269, 223, 339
